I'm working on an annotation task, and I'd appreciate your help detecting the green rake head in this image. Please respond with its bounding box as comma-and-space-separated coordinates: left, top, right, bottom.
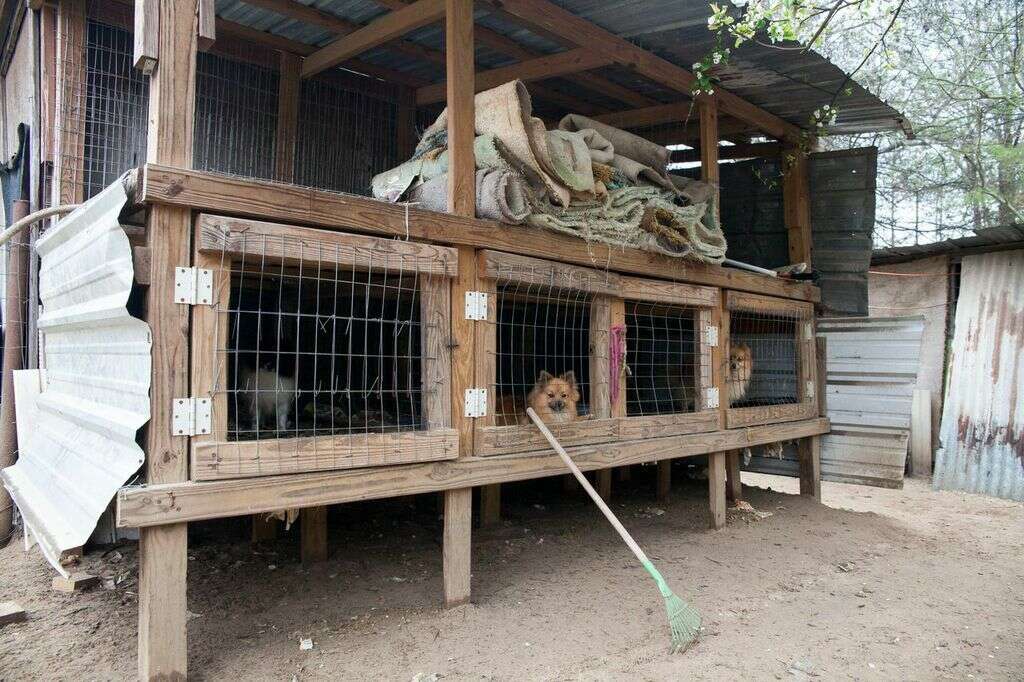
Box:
642, 559, 702, 652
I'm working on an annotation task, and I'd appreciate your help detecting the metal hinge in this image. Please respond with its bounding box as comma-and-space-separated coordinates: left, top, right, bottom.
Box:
805, 380, 816, 399
463, 388, 487, 418
704, 325, 719, 347
464, 291, 488, 320
174, 267, 214, 306
172, 398, 212, 436
704, 387, 720, 409
803, 322, 814, 339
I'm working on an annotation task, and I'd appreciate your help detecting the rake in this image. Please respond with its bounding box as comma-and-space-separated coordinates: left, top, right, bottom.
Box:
526, 408, 702, 652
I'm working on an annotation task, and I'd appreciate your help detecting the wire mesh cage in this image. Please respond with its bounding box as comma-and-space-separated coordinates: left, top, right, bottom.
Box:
724, 292, 816, 427
492, 279, 593, 427
189, 220, 457, 480
625, 300, 707, 416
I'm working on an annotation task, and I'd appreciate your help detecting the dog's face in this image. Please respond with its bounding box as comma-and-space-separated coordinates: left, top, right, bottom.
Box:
528, 370, 580, 423
729, 344, 753, 382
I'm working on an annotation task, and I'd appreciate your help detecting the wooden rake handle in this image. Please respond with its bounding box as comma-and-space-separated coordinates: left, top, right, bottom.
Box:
527, 407, 652, 568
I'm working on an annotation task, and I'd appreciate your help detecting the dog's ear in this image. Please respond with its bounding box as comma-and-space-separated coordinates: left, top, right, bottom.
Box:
537, 370, 554, 385
560, 371, 576, 388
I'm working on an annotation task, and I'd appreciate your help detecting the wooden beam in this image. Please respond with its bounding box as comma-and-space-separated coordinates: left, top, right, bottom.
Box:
480, 484, 501, 526
416, 48, 612, 104
301, 506, 328, 563
699, 98, 720, 209
725, 450, 742, 502
911, 388, 932, 478
486, 0, 802, 141
656, 460, 671, 502
133, 0, 158, 73
798, 437, 821, 501
594, 102, 693, 130
139, 166, 822, 301
783, 145, 812, 265
118, 419, 832, 528
708, 451, 726, 529
138, 0, 197, 677
672, 142, 782, 164
596, 469, 612, 502
54, 0, 86, 205
274, 52, 301, 182
301, 0, 446, 79
198, 0, 216, 50
443, 487, 472, 606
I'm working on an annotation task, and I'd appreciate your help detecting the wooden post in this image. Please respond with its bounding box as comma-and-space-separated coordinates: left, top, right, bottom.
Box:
708, 450, 726, 529
443, 0, 474, 609
798, 437, 821, 501
698, 97, 720, 210
138, 0, 197, 678
596, 469, 612, 502
480, 484, 501, 527
725, 450, 742, 502
783, 144, 812, 266
274, 51, 301, 183
656, 460, 671, 503
300, 506, 328, 563
53, 0, 86, 206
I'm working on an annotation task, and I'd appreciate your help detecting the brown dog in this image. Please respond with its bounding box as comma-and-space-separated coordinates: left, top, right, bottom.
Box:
495, 371, 581, 426
728, 343, 754, 406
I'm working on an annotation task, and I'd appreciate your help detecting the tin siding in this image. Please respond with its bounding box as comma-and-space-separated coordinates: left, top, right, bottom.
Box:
933, 250, 1024, 501
0, 180, 151, 572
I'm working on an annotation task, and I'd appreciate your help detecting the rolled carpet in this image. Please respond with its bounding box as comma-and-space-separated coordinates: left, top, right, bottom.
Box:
407, 168, 531, 224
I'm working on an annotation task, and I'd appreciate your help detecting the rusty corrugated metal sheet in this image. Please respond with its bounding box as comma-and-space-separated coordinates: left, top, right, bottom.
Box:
933, 250, 1024, 501
0, 179, 151, 573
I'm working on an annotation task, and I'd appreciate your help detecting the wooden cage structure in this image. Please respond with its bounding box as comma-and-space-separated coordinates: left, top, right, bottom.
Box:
15, 0, 836, 677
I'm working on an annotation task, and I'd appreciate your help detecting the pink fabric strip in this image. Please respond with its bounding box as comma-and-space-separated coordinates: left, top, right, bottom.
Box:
609, 323, 626, 409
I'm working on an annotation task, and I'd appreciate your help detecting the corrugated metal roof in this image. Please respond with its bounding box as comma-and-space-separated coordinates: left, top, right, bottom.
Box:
933, 250, 1024, 501
0, 179, 151, 573
212, 0, 906, 136
746, 316, 924, 488
872, 225, 1024, 265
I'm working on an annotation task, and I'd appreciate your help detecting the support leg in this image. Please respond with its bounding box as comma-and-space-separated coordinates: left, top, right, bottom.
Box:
708, 451, 726, 529
799, 436, 821, 501
300, 506, 328, 564
443, 488, 472, 607
596, 469, 612, 502
656, 459, 671, 503
617, 465, 632, 482
480, 483, 501, 527
725, 450, 743, 503
138, 524, 187, 681
251, 514, 278, 542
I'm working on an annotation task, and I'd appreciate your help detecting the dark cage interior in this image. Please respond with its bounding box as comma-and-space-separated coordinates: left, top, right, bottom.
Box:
727, 310, 800, 408
625, 301, 701, 416
224, 264, 425, 440
493, 282, 592, 425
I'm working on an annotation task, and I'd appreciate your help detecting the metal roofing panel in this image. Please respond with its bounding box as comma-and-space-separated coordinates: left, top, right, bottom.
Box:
0, 179, 150, 573
933, 250, 1024, 501
872, 225, 1024, 265
745, 316, 924, 488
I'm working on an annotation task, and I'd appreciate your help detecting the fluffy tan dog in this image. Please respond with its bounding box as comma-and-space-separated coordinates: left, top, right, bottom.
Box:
526, 370, 581, 424
728, 343, 754, 405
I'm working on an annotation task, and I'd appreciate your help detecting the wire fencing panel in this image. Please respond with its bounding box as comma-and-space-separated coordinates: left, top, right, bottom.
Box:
624, 301, 705, 416
728, 308, 807, 408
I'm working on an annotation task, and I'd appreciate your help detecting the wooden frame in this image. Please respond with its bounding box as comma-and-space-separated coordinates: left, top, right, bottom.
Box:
473, 251, 725, 455
723, 290, 818, 429
188, 215, 459, 481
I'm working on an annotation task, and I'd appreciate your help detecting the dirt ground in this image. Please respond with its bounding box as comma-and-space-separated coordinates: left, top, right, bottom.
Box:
2, 466, 1023, 681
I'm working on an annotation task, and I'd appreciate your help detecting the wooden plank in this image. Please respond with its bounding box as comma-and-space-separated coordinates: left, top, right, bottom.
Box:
192, 429, 460, 480
139, 165, 822, 303
0, 601, 27, 626
708, 450, 726, 529
416, 48, 612, 104
726, 401, 818, 429
54, 0, 86, 205
274, 52, 301, 183
619, 277, 717, 307
725, 290, 815, 316
133, 0, 158, 73
197, 0, 216, 51
196, 214, 459, 277
481, 250, 622, 296
594, 102, 692, 130
618, 412, 721, 440
656, 459, 670, 502
422, 277, 453, 431
783, 145, 813, 266
300, 505, 328, 563
911, 388, 932, 477
138, 0, 197, 677
118, 418, 831, 527
486, 0, 803, 141
190, 232, 229, 474
798, 436, 821, 501
725, 450, 742, 502
40, 4, 57, 163
477, 418, 619, 456
443, 486, 472, 606
301, 0, 446, 79
589, 298, 611, 421
596, 468, 612, 502
480, 484, 501, 526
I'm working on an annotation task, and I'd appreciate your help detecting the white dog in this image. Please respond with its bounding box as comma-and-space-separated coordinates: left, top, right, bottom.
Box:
240, 366, 296, 431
